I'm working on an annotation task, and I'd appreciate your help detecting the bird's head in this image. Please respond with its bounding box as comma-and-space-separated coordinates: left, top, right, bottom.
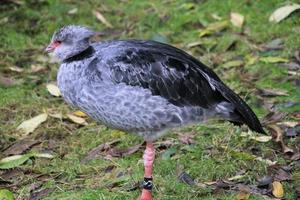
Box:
45, 25, 95, 61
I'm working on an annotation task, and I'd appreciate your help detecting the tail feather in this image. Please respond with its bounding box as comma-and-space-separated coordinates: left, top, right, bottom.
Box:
212, 81, 266, 134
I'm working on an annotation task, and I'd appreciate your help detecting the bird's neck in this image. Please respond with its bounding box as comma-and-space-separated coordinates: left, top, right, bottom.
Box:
63, 46, 95, 63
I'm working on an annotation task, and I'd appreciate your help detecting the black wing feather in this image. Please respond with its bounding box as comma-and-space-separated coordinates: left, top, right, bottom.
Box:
105, 40, 265, 134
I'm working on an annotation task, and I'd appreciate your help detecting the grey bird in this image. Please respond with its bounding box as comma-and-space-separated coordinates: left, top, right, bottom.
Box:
46, 25, 265, 200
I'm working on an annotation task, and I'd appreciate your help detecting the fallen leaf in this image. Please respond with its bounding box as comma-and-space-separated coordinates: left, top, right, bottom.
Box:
245, 54, 259, 66
33, 153, 54, 159
0, 154, 32, 169
257, 176, 273, 187
263, 38, 284, 51
73, 110, 87, 118
274, 168, 292, 182
284, 127, 298, 137
269, 4, 300, 23
0, 152, 53, 169
252, 135, 272, 143
199, 20, 229, 37
108, 143, 142, 157
211, 13, 222, 20
283, 63, 300, 72
9, 66, 23, 72
93, 10, 113, 28
178, 132, 195, 144
222, 60, 244, 68
230, 12, 244, 28
48, 112, 63, 119
260, 56, 288, 63
268, 125, 294, 155
46, 83, 61, 97
0, 189, 14, 200
257, 88, 289, 97
272, 181, 284, 198
255, 156, 277, 166
68, 8, 78, 15
3, 139, 40, 156
278, 121, 299, 127
81, 140, 120, 163
67, 114, 88, 125
17, 114, 48, 135
178, 171, 195, 186
241, 131, 272, 142
31, 64, 46, 73
236, 185, 250, 200
262, 112, 286, 125
29, 188, 54, 200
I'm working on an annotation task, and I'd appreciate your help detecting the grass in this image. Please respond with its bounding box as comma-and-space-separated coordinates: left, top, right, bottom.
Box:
0, 0, 300, 199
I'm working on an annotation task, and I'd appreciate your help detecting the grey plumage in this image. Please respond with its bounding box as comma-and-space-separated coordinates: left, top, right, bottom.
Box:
48, 25, 265, 141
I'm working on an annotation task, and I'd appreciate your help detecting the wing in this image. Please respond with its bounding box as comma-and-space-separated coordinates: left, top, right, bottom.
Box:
99, 40, 265, 134
105, 40, 223, 108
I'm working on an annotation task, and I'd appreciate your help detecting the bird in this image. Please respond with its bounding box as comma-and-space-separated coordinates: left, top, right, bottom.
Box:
46, 25, 266, 200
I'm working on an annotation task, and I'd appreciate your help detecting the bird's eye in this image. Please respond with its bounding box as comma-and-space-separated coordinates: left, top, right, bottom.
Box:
54, 40, 62, 45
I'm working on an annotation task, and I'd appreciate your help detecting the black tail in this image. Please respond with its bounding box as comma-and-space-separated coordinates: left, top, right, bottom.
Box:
212, 81, 266, 134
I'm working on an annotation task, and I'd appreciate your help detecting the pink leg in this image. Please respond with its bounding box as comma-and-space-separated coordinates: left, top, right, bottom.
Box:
139, 142, 155, 200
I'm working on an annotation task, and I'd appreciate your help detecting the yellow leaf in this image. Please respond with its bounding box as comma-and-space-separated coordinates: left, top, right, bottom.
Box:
230, 12, 244, 28
236, 190, 250, 200
73, 111, 87, 118
245, 54, 259, 66
269, 4, 300, 23
222, 60, 244, 68
199, 20, 229, 37
17, 114, 48, 135
67, 114, 88, 125
272, 181, 284, 198
260, 57, 288, 63
46, 83, 61, 97
93, 10, 113, 28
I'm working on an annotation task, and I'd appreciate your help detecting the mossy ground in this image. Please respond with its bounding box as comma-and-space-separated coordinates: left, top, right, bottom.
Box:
0, 0, 299, 199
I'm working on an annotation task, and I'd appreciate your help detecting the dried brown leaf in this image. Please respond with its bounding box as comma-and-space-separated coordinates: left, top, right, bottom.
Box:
178, 171, 195, 186
262, 112, 286, 125
29, 188, 54, 200
108, 143, 142, 157
257, 88, 289, 97
3, 139, 40, 156
178, 132, 195, 144
81, 140, 120, 163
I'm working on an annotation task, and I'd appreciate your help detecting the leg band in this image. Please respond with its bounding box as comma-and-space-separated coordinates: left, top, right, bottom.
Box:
143, 177, 153, 190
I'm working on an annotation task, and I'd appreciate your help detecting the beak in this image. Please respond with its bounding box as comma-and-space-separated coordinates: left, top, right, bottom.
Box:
45, 43, 55, 53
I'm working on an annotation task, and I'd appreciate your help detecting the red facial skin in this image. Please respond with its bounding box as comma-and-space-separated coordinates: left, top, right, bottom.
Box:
45, 40, 61, 52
